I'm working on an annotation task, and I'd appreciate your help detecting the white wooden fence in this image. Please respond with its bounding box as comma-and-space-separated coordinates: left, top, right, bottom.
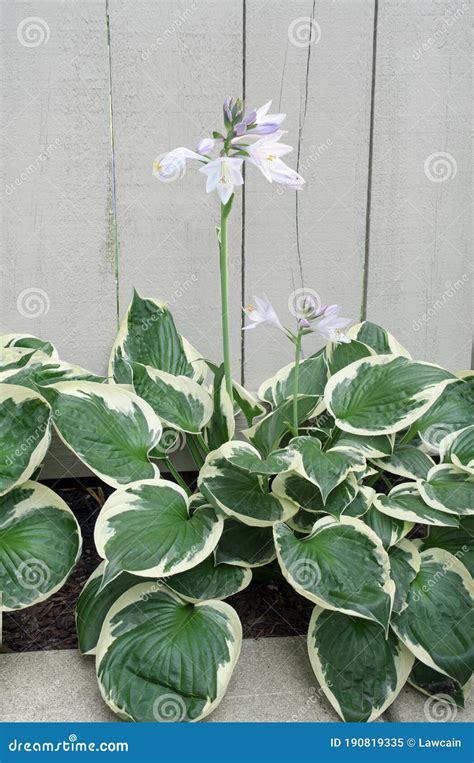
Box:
2, 1, 472, 398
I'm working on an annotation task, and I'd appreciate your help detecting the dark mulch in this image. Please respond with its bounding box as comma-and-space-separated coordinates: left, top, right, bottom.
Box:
3, 480, 312, 653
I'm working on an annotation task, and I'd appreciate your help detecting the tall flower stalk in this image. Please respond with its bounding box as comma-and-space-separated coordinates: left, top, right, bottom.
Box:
218, 196, 234, 400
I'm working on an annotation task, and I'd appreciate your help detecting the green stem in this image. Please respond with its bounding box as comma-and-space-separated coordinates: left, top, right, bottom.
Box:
219, 197, 234, 404
161, 458, 192, 496
187, 436, 205, 470
195, 433, 210, 457
292, 332, 302, 435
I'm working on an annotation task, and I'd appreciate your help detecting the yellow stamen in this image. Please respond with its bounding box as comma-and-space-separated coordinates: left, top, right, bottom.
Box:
246, 304, 254, 312
266, 153, 277, 161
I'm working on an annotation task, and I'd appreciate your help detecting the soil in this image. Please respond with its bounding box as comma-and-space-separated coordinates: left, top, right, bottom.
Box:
2, 478, 313, 653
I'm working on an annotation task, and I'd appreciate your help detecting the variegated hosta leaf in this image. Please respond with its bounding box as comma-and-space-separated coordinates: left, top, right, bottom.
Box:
270, 352, 327, 407
440, 426, 474, 475
0, 348, 37, 372
0, 481, 81, 611
418, 464, 474, 516
416, 377, 474, 452
388, 539, 421, 614
372, 444, 435, 481
343, 485, 375, 517
288, 508, 319, 534
325, 339, 373, 375
346, 321, 412, 358
164, 555, 252, 603
243, 395, 319, 456
362, 506, 413, 549
109, 290, 206, 383
130, 362, 212, 434
198, 442, 298, 527
373, 483, 460, 527
420, 518, 474, 577
76, 562, 151, 655
215, 519, 276, 567
329, 428, 394, 459
0, 333, 58, 358
288, 436, 365, 503
232, 381, 265, 426
409, 661, 469, 709
0, 357, 104, 390
307, 606, 414, 722
392, 549, 474, 686
94, 479, 223, 587
40, 381, 162, 489
325, 355, 456, 436
273, 471, 358, 519
0, 384, 51, 496
205, 364, 235, 449
274, 516, 394, 629
221, 446, 297, 476
96, 584, 241, 722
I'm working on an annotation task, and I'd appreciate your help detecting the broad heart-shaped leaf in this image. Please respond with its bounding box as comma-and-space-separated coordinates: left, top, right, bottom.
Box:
440, 425, 474, 475
40, 381, 162, 489
0, 333, 58, 358
362, 506, 413, 549
94, 479, 223, 586
325, 355, 456, 436
329, 428, 394, 458
272, 471, 358, 518
270, 351, 328, 407
205, 364, 235, 450
109, 290, 206, 383
0, 357, 104, 390
307, 606, 414, 722
392, 549, 474, 686
243, 395, 319, 457
164, 555, 252, 603
418, 464, 474, 516
373, 483, 460, 527
325, 339, 373, 375
274, 517, 394, 629
0, 481, 81, 611
76, 562, 153, 655
96, 584, 242, 722
288, 436, 365, 503
214, 519, 276, 567
130, 362, 212, 434
388, 539, 421, 614
343, 485, 375, 518
408, 660, 468, 709
0, 384, 51, 496
420, 518, 474, 577
347, 321, 412, 358
372, 444, 435, 481
198, 442, 298, 527
415, 377, 474, 452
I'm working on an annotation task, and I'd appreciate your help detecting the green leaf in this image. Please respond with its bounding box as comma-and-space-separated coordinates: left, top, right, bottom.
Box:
388, 539, 421, 613
347, 321, 411, 358
0, 333, 57, 358
165, 555, 252, 602
232, 381, 265, 426
419, 519, 474, 577
109, 290, 205, 383
198, 441, 298, 527
214, 519, 276, 567
418, 464, 474, 516
94, 479, 223, 586
408, 661, 468, 709
130, 362, 212, 434
343, 485, 375, 517
243, 396, 319, 457
0, 358, 104, 390
0, 481, 81, 611
373, 483, 460, 527
205, 364, 235, 449
96, 584, 241, 721
325, 355, 456, 435
362, 505, 413, 549
274, 517, 394, 629
416, 377, 474, 451
440, 425, 474, 475
271, 352, 327, 406
40, 381, 162, 489
372, 444, 435, 480
329, 428, 394, 458
273, 471, 358, 518
392, 549, 474, 686
289, 436, 365, 502
325, 339, 373, 375
0, 384, 51, 496
307, 606, 414, 721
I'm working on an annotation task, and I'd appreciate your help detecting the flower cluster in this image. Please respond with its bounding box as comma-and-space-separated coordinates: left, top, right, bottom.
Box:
153, 97, 305, 203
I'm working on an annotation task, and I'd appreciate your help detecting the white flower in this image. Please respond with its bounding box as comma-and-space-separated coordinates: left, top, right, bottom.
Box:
246, 131, 305, 188
315, 305, 352, 344
200, 156, 244, 204
243, 296, 283, 331
153, 147, 202, 182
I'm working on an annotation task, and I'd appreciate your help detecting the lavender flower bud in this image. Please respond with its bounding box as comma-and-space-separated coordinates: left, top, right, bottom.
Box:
196, 138, 215, 155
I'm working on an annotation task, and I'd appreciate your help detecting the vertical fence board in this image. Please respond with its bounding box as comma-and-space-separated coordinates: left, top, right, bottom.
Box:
242, 0, 376, 389
0, 0, 117, 373
366, 0, 472, 370
108, 0, 243, 373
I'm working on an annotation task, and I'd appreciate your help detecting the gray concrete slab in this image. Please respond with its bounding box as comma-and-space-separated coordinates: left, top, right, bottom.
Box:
385, 685, 473, 723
